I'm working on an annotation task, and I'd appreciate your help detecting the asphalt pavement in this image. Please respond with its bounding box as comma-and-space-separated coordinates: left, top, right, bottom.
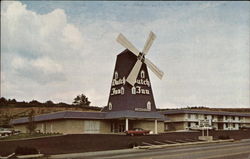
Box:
49, 139, 250, 159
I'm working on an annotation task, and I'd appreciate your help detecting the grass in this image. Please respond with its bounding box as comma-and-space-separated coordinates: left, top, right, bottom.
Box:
0, 133, 61, 141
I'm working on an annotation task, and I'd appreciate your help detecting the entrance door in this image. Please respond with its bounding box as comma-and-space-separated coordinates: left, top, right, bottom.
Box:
118, 124, 125, 132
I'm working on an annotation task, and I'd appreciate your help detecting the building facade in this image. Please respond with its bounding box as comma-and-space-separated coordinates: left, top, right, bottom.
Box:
163, 110, 250, 131
12, 111, 165, 134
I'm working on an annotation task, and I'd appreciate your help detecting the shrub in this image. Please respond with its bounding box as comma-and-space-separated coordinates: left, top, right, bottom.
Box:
218, 135, 230, 140
128, 142, 139, 148
15, 146, 39, 155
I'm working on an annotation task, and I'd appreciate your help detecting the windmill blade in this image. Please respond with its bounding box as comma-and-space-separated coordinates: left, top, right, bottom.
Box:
116, 33, 140, 56
126, 59, 143, 86
142, 31, 156, 55
144, 58, 164, 79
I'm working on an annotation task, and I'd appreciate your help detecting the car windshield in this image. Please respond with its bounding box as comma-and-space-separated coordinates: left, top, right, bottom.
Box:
133, 128, 143, 131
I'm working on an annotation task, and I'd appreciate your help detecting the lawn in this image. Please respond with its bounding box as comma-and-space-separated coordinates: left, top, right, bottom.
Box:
0, 133, 61, 141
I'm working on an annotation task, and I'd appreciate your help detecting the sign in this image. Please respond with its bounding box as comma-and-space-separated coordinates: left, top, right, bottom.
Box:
199, 119, 211, 128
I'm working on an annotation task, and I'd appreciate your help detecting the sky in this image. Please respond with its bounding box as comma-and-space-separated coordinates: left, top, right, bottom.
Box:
1, 1, 249, 108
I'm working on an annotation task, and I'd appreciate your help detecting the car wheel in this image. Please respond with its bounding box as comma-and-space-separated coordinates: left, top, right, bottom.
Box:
131, 133, 134, 136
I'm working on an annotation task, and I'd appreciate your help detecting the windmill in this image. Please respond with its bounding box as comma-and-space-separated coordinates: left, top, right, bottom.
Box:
105, 31, 164, 112
116, 31, 164, 86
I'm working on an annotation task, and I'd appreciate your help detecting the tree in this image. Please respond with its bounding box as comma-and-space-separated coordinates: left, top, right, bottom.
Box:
0, 97, 7, 103
45, 100, 54, 106
26, 109, 37, 134
8, 98, 17, 104
73, 94, 91, 106
0, 97, 7, 107
29, 100, 40, 105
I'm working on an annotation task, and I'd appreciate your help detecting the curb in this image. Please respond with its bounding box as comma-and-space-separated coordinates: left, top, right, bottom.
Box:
49, 148, 142, 159
135, 139, 235, 149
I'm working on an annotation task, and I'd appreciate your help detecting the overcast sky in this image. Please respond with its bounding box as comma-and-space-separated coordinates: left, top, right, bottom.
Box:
1, 1, 249, 108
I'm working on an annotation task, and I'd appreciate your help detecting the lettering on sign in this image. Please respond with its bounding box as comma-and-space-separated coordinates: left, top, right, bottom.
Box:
112, 77, 126, 86
110, 70, 151, 96
136, 79, 150, 87
135, 86, 150, 95
199, 119, 211, 128
111, 87, 124, 96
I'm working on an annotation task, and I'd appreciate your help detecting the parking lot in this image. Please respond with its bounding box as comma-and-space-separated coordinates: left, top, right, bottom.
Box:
0, 129, 250, 156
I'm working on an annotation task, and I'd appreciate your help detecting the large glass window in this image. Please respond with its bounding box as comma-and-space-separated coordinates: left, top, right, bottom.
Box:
84, 120, 100, 133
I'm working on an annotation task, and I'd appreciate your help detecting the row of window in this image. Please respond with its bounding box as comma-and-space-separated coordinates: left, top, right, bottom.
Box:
187, 114, 243, 121
187, 122, 239, 128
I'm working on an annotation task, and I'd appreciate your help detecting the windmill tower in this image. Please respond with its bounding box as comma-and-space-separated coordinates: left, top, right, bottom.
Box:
106, 32, 164, 112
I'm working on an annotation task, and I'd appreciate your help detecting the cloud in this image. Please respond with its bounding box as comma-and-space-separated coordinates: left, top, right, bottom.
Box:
1, 1, 84, 102
1, 1, 249, 108
1, 1, 84, 85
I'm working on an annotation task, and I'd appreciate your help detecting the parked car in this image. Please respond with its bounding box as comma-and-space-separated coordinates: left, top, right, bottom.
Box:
124, 128, 150, 136
0, 128, 12, 137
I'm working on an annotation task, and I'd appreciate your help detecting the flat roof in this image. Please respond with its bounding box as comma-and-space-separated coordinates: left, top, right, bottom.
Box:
161, 109, 250, 117
11, 110, 166, 125
105, 110, 166, 120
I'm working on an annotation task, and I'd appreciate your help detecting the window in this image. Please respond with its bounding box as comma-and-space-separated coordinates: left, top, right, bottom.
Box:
147, 101, 151, 110
225, 123, 228, 128
188, 122, 191, 127
114, 71, 118, 79
140, 70, 145, 78
232, 116, 235, 120
188, 114, 191, 119
121, 87, 124, 95
131, 87, 136, 94
84, 120, 100, 133
108, 102, 112, 110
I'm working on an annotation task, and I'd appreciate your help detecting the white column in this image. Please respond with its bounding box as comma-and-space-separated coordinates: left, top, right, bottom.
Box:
50, 124, 53, 133
155, 120, 158, 134
125, 118, 129, 131
41, 124, 44, 133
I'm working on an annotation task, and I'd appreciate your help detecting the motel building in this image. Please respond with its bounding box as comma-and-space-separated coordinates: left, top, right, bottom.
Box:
11, 109, 250, 134
162, 109, 250, 131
